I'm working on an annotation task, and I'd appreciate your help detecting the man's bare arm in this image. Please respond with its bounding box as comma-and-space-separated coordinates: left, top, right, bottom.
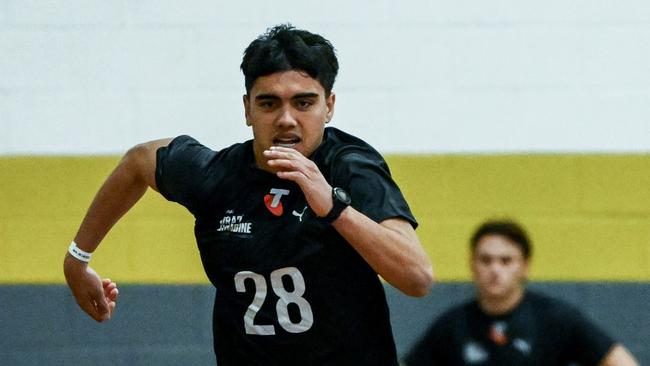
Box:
333, 211, 434, 297
599, 344, 639, 366
265, 146, 435, 297
63, 138, 171, 322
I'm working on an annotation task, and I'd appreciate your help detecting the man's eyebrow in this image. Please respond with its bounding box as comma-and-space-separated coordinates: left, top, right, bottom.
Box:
254, 92, 320, 101
254, 94, 280, 101
292, 92, 319, 99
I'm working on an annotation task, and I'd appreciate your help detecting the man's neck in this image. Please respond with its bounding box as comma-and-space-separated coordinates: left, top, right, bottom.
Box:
478, 287, 526, 316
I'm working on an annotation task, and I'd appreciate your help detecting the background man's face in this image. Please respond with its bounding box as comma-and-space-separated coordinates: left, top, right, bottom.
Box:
471, 234, 529, 302
244, 70, 335, 173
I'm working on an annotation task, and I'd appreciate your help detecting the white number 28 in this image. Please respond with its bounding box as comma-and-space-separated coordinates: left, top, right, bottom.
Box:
234, 267, 314, 335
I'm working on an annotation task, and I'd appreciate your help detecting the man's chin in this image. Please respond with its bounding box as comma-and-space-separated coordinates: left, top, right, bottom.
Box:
481, 286, 507, 299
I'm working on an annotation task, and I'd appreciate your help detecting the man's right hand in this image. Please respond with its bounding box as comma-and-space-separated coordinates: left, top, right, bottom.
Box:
61, 140, 169, 322
63, 254, 118, 322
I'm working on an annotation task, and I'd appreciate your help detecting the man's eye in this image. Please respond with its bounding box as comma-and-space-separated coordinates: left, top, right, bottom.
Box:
258, 101, 274, 109
296, 100, 313, 109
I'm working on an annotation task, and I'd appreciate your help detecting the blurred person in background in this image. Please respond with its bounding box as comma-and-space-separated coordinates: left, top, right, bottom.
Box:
63, 24, 434, 365
404, 219, 637, 366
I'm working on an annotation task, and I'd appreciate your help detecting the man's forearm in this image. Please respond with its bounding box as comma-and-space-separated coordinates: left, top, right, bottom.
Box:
74, 154, 149, 251
72, 140, 168, 252
62, 141, 168, 323
332, 208, 434, 297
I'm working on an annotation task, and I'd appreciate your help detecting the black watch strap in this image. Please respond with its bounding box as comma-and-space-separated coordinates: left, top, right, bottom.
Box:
322, 187, 351, 224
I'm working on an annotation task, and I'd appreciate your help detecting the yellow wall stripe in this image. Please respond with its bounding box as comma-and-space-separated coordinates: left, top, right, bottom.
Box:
1, 154, 649, 283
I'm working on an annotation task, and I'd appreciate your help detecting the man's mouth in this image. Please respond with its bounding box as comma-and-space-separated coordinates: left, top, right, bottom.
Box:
273, 137, 301, 148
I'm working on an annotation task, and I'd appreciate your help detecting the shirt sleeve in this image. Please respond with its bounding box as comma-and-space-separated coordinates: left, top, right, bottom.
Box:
155, 135, 217, 215
564, 306, 616, 365
331, 150, 418, 228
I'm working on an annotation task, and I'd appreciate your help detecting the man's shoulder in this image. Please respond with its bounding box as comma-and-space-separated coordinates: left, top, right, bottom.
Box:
523, 290, 583, 321
315, 127, 385, 169
158, 135, 254, 186
416, 299, 478, 345
321, 127, 380, 155
434, 299, 478, 326
165, 135, 251, 163
521, 292, 616, 363
169, 135, 249, 152
323, 126, 368, 144
525, 290, 571, 308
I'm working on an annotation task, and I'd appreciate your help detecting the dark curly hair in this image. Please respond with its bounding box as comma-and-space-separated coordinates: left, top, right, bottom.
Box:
241, 24, 339, 96
470, 219, 532, 259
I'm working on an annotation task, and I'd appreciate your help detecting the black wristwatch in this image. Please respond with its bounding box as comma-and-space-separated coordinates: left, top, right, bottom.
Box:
321, 187, 351, 224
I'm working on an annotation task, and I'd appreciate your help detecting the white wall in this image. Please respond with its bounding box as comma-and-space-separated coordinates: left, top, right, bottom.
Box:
1, 1, 649, 155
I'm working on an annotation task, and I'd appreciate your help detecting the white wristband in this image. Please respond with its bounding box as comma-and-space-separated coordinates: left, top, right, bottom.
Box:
68, 241, 92, 262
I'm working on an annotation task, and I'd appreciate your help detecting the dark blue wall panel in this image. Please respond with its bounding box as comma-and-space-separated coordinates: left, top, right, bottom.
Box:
1, 283, 647, 365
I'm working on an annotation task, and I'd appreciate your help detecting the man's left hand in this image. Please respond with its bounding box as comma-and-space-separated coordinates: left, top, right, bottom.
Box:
264, 146, 333, 217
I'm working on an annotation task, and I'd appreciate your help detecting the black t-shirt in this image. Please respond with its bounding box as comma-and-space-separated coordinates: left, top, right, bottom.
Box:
404, 291, 615, 366
155, 127, 417, 365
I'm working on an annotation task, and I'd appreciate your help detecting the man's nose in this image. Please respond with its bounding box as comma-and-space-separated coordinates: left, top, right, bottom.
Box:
487, 262, 503, 272
275, 106, 298, 127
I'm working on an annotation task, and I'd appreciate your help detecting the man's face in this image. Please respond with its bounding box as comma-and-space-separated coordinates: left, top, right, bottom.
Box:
243, 70, 335, 173
471, 234, 529, 302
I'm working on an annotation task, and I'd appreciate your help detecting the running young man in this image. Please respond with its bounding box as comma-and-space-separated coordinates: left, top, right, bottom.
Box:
404, 219, 638, 366
63, 24, 434, 365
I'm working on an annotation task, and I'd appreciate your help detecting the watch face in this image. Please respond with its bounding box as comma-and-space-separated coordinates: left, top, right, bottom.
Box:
334, 187, 351, 204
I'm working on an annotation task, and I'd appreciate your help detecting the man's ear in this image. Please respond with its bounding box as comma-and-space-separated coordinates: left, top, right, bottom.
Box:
243, 94, 251, 126
325, 92, 336, 123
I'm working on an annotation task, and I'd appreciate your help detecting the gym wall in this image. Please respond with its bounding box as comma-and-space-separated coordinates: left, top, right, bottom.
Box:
2, 1, 649, 365
1, 154, 649, 283
2, 1, 649, 155
1, 154, 649, 364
